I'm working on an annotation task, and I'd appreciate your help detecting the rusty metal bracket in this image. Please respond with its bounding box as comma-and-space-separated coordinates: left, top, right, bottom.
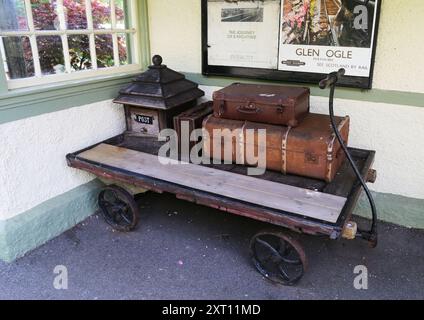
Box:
367, 169, 377, 184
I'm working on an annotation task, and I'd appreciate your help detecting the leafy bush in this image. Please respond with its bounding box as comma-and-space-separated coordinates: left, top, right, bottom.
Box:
26, 0, 127, 74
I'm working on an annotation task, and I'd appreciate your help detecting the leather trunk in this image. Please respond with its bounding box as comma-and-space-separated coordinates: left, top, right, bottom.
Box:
212, 83, 310, 127
173, 101, 213, 151
202, 113, 350, 182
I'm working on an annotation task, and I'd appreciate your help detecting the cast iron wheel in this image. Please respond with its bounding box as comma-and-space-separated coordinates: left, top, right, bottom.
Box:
98, 185, 140, 232
250, 231, 307, 286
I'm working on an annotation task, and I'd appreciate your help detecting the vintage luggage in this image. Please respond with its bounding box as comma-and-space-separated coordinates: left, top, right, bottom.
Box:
212, 83, 310, 127
202, 113, 350, 182
173, 101, 213, 150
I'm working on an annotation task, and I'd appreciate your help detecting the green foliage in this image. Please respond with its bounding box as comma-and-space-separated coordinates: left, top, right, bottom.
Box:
29, 0, 127, 73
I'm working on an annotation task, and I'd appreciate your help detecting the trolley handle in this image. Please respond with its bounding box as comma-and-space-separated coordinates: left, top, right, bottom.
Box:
319, 69, 378, 248
319, 68, 346, 89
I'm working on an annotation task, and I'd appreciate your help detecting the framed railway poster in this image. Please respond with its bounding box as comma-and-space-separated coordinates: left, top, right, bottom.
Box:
202, 0, 381, 89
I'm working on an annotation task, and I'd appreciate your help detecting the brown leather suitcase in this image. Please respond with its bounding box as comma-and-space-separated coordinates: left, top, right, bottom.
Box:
212, 83, 310, 127
173, 101, 213, 151
202, 113, 350, 182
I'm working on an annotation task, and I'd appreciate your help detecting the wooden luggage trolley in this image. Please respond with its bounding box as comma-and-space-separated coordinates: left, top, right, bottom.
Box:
66, 60, 378, 286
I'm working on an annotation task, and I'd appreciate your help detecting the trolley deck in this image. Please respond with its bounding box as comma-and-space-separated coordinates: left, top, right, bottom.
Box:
67, 133, 375, 237
66, 133, 376, 285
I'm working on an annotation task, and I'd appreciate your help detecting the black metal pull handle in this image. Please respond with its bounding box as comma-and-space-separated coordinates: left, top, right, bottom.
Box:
320, 69, 378, 247
319, 68, 346, 89
237, 104, 261, 114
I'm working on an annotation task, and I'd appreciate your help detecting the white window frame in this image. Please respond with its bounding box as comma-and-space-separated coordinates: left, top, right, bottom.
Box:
0, 0, 141, 90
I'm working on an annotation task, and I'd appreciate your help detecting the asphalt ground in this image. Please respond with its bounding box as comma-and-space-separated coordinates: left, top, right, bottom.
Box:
0, 192, 423, 300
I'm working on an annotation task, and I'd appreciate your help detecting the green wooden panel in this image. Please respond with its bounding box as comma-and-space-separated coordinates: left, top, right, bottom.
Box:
0, 180, 104, 263
0, 73, 137, 124
137, 0, 151, 68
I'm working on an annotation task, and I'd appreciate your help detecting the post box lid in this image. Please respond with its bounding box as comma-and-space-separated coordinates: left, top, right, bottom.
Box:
113, 55, 204, 110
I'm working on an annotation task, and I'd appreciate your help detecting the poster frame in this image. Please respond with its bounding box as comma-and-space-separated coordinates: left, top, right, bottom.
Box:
201, 0, 382, 89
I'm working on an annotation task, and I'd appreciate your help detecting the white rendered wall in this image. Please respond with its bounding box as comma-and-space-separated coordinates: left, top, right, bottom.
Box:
1, 0, 423, 222
200, 86, 424, 200
0, 100, 125, 221
1, 89, 423, 222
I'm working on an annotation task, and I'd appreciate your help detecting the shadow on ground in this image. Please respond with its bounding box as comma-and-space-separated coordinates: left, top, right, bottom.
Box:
1, 192, 423, 300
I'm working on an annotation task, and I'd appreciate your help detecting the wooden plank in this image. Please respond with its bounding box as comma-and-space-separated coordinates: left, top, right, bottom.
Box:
115, 135, 327, 192
77, 144, 347, 223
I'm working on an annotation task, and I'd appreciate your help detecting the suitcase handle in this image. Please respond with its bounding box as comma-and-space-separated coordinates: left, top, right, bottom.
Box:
237, 104, 261, 114
237, 104, 285, 115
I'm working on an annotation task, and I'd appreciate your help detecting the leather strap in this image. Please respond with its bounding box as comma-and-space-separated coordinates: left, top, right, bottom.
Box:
326, 116, 350, 182
238, 121, 247, 164
281, 126, 292, 174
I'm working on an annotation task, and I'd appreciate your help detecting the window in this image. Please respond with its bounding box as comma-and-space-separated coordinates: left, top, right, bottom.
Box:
0, 0, 140, 89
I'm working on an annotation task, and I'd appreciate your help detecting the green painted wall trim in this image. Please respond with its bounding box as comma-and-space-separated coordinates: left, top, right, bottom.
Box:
0, 73, 138, 125
137, 0, 151, 68
0, 180, 104, 263
185, 73, 424, 109
355, 191, 424, 230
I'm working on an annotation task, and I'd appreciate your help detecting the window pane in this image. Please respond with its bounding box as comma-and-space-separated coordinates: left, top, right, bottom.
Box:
92, 0, 111, 29
118, 33, 128, 65
37, 35, 65, 74
95, 34, 113, 68
1, 36, 34, 79
0, 0, 28, 31
115, 0, 127, 29
31, 0, 59, 31
64, 0, 88, 30
68, 34, 92, 71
